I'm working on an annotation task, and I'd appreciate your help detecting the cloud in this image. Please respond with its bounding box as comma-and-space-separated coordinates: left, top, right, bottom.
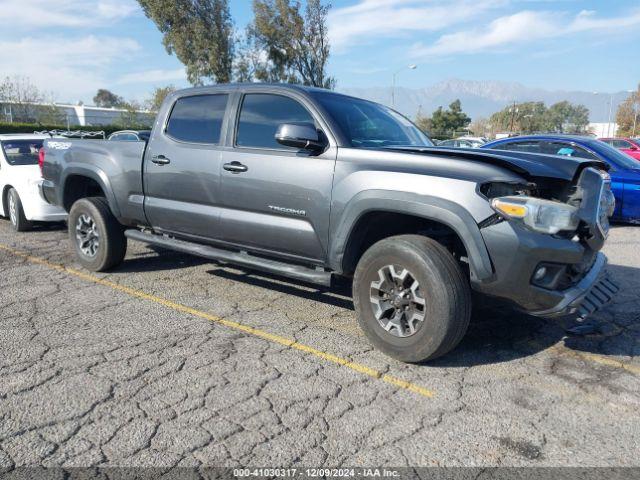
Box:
328, 0, 506, 51
117, 68, 187, 85
411, 8, 640, 57
0, 35, 141, 101
0, 0, 138, 28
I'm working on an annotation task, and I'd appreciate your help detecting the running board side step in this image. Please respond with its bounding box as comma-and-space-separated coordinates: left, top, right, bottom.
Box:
124, 229, 332, 286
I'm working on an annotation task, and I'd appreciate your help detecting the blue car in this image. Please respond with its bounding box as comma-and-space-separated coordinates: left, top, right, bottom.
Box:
482, 135, 640, 223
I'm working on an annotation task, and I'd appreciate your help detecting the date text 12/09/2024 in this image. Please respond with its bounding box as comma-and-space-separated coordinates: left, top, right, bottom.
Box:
233, 468, 401, 478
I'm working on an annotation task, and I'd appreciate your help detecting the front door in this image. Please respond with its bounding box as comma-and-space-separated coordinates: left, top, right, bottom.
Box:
144, 93, 230, 240
219, 92, 336, 263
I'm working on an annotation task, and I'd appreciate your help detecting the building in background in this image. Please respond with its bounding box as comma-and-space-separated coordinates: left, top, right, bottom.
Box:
588, 122, 619, 137
1, 102, 154, 128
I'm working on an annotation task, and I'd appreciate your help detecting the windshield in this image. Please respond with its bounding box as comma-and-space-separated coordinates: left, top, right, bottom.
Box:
591, 140, 640, 170
313, 92, 433, 148
1, 140, 43, 166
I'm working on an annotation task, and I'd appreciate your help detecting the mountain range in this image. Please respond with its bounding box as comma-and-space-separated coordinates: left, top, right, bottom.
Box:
340, 79, 633, 123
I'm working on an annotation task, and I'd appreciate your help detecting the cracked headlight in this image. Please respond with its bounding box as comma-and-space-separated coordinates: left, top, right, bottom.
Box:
491, 196, 579, 235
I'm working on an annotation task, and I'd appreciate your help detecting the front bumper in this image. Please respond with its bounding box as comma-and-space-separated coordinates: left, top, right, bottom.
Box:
475, 220, 618, 320
528, 253, 619, 319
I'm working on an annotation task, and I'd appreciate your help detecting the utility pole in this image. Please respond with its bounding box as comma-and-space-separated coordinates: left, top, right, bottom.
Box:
391, 65, 417, 109
509, 102, 518, 133
607, 94, 614, 137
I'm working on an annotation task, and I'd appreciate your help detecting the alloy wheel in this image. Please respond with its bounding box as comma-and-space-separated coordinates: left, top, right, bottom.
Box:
369, 264, 426, 338
8, 193, 17, 226
76, 214, 100, 257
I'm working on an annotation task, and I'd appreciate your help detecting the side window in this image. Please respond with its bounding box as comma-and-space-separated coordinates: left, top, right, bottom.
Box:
543, 142, 597, 159
494, 141, 541, 153
614, 140, 631, 148
236, 94, 316, 150
166, 94, 228, 144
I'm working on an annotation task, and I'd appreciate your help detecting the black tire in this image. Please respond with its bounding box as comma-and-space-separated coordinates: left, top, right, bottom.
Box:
68, 197, 127, 272
353, 234, 471, 363
7, 188, 33, 232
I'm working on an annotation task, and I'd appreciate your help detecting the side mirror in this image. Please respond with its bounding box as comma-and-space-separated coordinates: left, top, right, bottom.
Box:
275, 123, 325, 151
629, 145, 639, 151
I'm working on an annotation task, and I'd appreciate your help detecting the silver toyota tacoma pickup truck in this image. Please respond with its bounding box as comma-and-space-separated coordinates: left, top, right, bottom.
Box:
40, 84, 618, 362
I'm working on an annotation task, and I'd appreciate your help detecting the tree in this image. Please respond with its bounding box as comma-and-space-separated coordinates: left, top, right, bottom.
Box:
469, 117, 490, 137
429, 99, 471, 136
488, 100, 589, 134
93, 89, 125, 108
250, 0, 335, 88
0, 76, 46, 122
146, 85, 176, 112
137, 0, 234, 85
490, 102, 548, 134
546, 101, 589, 134
414, 112, 432, 135
616, 84, 640, 137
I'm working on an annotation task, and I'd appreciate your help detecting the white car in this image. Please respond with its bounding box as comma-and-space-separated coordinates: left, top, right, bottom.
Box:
456, 136, 488, 147
0, 134, 67, 231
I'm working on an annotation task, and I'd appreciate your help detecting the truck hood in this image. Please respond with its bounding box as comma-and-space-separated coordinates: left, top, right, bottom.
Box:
387, 146, 607, 181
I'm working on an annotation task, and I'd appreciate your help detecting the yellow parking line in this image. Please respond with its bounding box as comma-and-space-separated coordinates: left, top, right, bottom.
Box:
550, 344, 640, 375
0, 243, 435, 398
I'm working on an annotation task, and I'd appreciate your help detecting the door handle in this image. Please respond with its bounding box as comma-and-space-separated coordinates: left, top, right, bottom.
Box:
223, 161, 248, 173
151, 155, 170, 165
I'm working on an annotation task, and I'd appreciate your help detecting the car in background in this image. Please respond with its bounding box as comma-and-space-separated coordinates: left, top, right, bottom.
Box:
457, 135, 487, 147
482, 134, 640, 224
599, 137, 640, 161
437, 139, 475, 148
108, 130, 151, 142
0, 134, 67, 231
437, 136, 486, 148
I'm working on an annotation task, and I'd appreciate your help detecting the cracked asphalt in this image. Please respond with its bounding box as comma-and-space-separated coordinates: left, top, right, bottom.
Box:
0, 219, 639, 469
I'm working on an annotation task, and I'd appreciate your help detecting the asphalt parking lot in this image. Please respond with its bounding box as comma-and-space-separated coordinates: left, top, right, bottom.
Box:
0, 219, 639, 469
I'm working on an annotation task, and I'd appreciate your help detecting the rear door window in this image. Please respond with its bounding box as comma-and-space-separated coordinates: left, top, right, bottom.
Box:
493, 141, 542, 153
543, 142, 598, 159
1, 140, 43, 166
166, 94, 228, 144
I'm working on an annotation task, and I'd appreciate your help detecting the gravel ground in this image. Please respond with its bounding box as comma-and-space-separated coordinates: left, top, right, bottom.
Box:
0, 219, 638, 469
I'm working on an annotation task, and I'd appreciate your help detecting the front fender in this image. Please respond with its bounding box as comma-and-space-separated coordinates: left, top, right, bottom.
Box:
61, 165, 121, 217
329, 190, 494, 283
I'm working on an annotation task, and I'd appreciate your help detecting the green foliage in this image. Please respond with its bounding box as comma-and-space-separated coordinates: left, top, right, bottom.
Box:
616, 84, 640, 137
547, 101, 589, 133
490, 100, 589, 134
418, 99, 470, 136
249, 0, 335, 88
146, 85, 176, 113
137, 0, 234, 85
93, 89, 125, 108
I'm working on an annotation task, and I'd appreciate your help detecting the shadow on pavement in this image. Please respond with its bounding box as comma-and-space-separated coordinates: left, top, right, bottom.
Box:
117, 244, 639, 368
207, 267, 355, 311
117, 245, 209, 273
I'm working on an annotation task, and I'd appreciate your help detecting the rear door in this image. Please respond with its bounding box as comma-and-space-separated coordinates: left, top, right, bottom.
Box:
218, 91, 337, 263
143, 92, 231, 240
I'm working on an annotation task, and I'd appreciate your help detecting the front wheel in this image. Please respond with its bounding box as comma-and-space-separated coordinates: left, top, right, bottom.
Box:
68, 197, 127, 272
8, 188, 33, 232
353, 235, 471, 363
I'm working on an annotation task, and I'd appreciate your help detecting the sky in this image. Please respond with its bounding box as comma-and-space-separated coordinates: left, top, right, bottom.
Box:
1, 0, 639, 105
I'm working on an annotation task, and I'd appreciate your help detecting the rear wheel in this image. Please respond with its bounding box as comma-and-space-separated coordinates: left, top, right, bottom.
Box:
68, 197, 127, 271
353, 234, 471, 363
8, 188, 33, 232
